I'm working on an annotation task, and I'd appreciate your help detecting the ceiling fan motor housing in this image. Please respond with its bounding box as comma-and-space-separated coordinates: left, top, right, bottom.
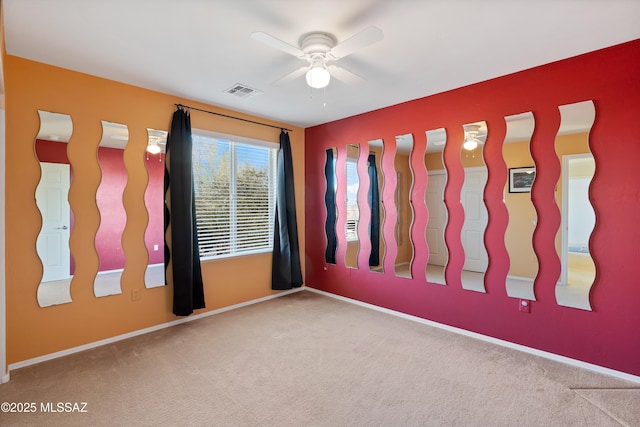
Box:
300, 33, 335, 57
464, 123, 482, 137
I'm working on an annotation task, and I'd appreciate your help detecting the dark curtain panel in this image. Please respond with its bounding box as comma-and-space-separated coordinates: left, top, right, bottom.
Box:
368, 153, 380, 266
164, 107, 205, 316
324, 149, 337, 264
272, 131, 303, 290
164, 161, 171, 284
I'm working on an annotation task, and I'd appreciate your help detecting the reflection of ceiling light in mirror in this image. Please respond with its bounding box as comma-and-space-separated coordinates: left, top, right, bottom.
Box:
146, 142, 162, 155
463, 123, 483, 151
463, 138, 478, 150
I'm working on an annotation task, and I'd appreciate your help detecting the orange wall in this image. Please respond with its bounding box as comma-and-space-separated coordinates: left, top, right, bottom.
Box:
503, 139, 538, 278
394, 152, 413, 265
504, 133, 590, 278
4, 56, 305, 365
0, 5, 6, 378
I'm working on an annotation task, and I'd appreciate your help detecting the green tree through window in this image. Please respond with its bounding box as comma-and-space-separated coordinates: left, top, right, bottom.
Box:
192, 134, 277, 258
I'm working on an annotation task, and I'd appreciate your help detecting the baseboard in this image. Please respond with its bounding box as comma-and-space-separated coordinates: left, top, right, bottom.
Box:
1, 372, 9, 384
506, 275, 534, 282
8, 287, 305, 373
305, 287, 640, 385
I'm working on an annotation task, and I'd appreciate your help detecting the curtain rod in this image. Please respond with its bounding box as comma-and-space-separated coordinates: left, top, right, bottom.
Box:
174, 103, 293, 132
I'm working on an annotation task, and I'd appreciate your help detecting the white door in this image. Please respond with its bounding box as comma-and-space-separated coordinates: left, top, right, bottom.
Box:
425, 172, 447, 266
461, 168, 488, 272
35, 162, 71, 282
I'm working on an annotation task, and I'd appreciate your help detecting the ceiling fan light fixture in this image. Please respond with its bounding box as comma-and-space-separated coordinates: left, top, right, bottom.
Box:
463, 138, 478, 151
306, 64, 331, 89
463, 123, 482, 150
146, 142, 162, 155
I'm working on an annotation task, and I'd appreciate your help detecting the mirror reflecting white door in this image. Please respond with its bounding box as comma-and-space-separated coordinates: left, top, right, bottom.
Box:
424, 128, 447, 285
460, 122, 488, 292
35, 111, 74, 307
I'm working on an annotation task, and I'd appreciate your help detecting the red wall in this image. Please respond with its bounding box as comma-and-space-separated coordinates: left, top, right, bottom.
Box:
95, 146, 127, 271
305, 40, 640, 376
36, 141, 166, 272
144, 152, 165, 265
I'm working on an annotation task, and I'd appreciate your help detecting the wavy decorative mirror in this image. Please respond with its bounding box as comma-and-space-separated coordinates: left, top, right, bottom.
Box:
94, 121, 128, 297
324, 147, 337, 264
555, 101, 596, 310
144, 129, 167, 288
368, 139, 385, 272
424, 128, 448, 285
460, 121, 488, 292
345, 144, 360, 269
394, 134, 414, 278
503, 112, 537, 300
35, 111, 74, 307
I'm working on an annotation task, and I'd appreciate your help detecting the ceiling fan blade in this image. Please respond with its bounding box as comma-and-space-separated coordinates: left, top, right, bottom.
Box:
273, 66, 308, 86
251, 32, 305, 58
330, 26, 383, 59
328, 65, 365, 85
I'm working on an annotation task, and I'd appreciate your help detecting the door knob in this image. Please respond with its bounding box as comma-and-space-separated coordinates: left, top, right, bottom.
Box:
56, 225, 69, 230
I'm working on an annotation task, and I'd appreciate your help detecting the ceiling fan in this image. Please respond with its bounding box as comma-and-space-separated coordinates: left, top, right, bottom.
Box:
251, 26, 383, 89
463, 124, 487, 151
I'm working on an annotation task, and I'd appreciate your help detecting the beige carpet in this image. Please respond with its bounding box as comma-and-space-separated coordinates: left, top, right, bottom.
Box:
1, 290, 638, 426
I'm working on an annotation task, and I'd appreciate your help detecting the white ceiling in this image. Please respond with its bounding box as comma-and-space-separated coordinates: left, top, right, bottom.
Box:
4, 0, 640, 129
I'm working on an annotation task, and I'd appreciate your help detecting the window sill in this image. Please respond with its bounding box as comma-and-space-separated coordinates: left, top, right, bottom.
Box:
200, 248, 272, 263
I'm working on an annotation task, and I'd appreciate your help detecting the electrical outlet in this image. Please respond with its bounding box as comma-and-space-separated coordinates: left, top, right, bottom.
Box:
131, 289, 141, 301
519, 299, 531, 313
153, 244, 159, 251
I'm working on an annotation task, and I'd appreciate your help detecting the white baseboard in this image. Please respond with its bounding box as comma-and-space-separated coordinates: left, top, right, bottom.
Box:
305, 287, 640, 385
506, 275, 534, 282
8, 287, 304, 373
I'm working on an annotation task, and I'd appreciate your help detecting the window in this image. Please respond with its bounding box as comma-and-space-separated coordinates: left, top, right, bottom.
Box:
192, 131, 277, 259
345, 157, 359, 241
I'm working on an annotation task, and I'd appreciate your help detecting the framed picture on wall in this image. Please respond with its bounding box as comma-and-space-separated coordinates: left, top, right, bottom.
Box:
509, 166, 536, 193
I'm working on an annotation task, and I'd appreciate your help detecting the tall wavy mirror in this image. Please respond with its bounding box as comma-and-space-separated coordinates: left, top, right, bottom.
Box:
324, 147, 337, 264
345, 144, 360, 269
35, 111, 74, 307
144, 129, 167, 288
555, 101, 596, 310
368, 139, 385, 272
424, 128, 447, 285
94, 121, 129, 297
460, 121, 488, 292
394, 134, 414, 278
503, 112, 537, 300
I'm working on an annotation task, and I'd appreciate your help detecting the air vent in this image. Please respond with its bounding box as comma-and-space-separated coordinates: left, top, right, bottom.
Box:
225, 83, 262, 98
